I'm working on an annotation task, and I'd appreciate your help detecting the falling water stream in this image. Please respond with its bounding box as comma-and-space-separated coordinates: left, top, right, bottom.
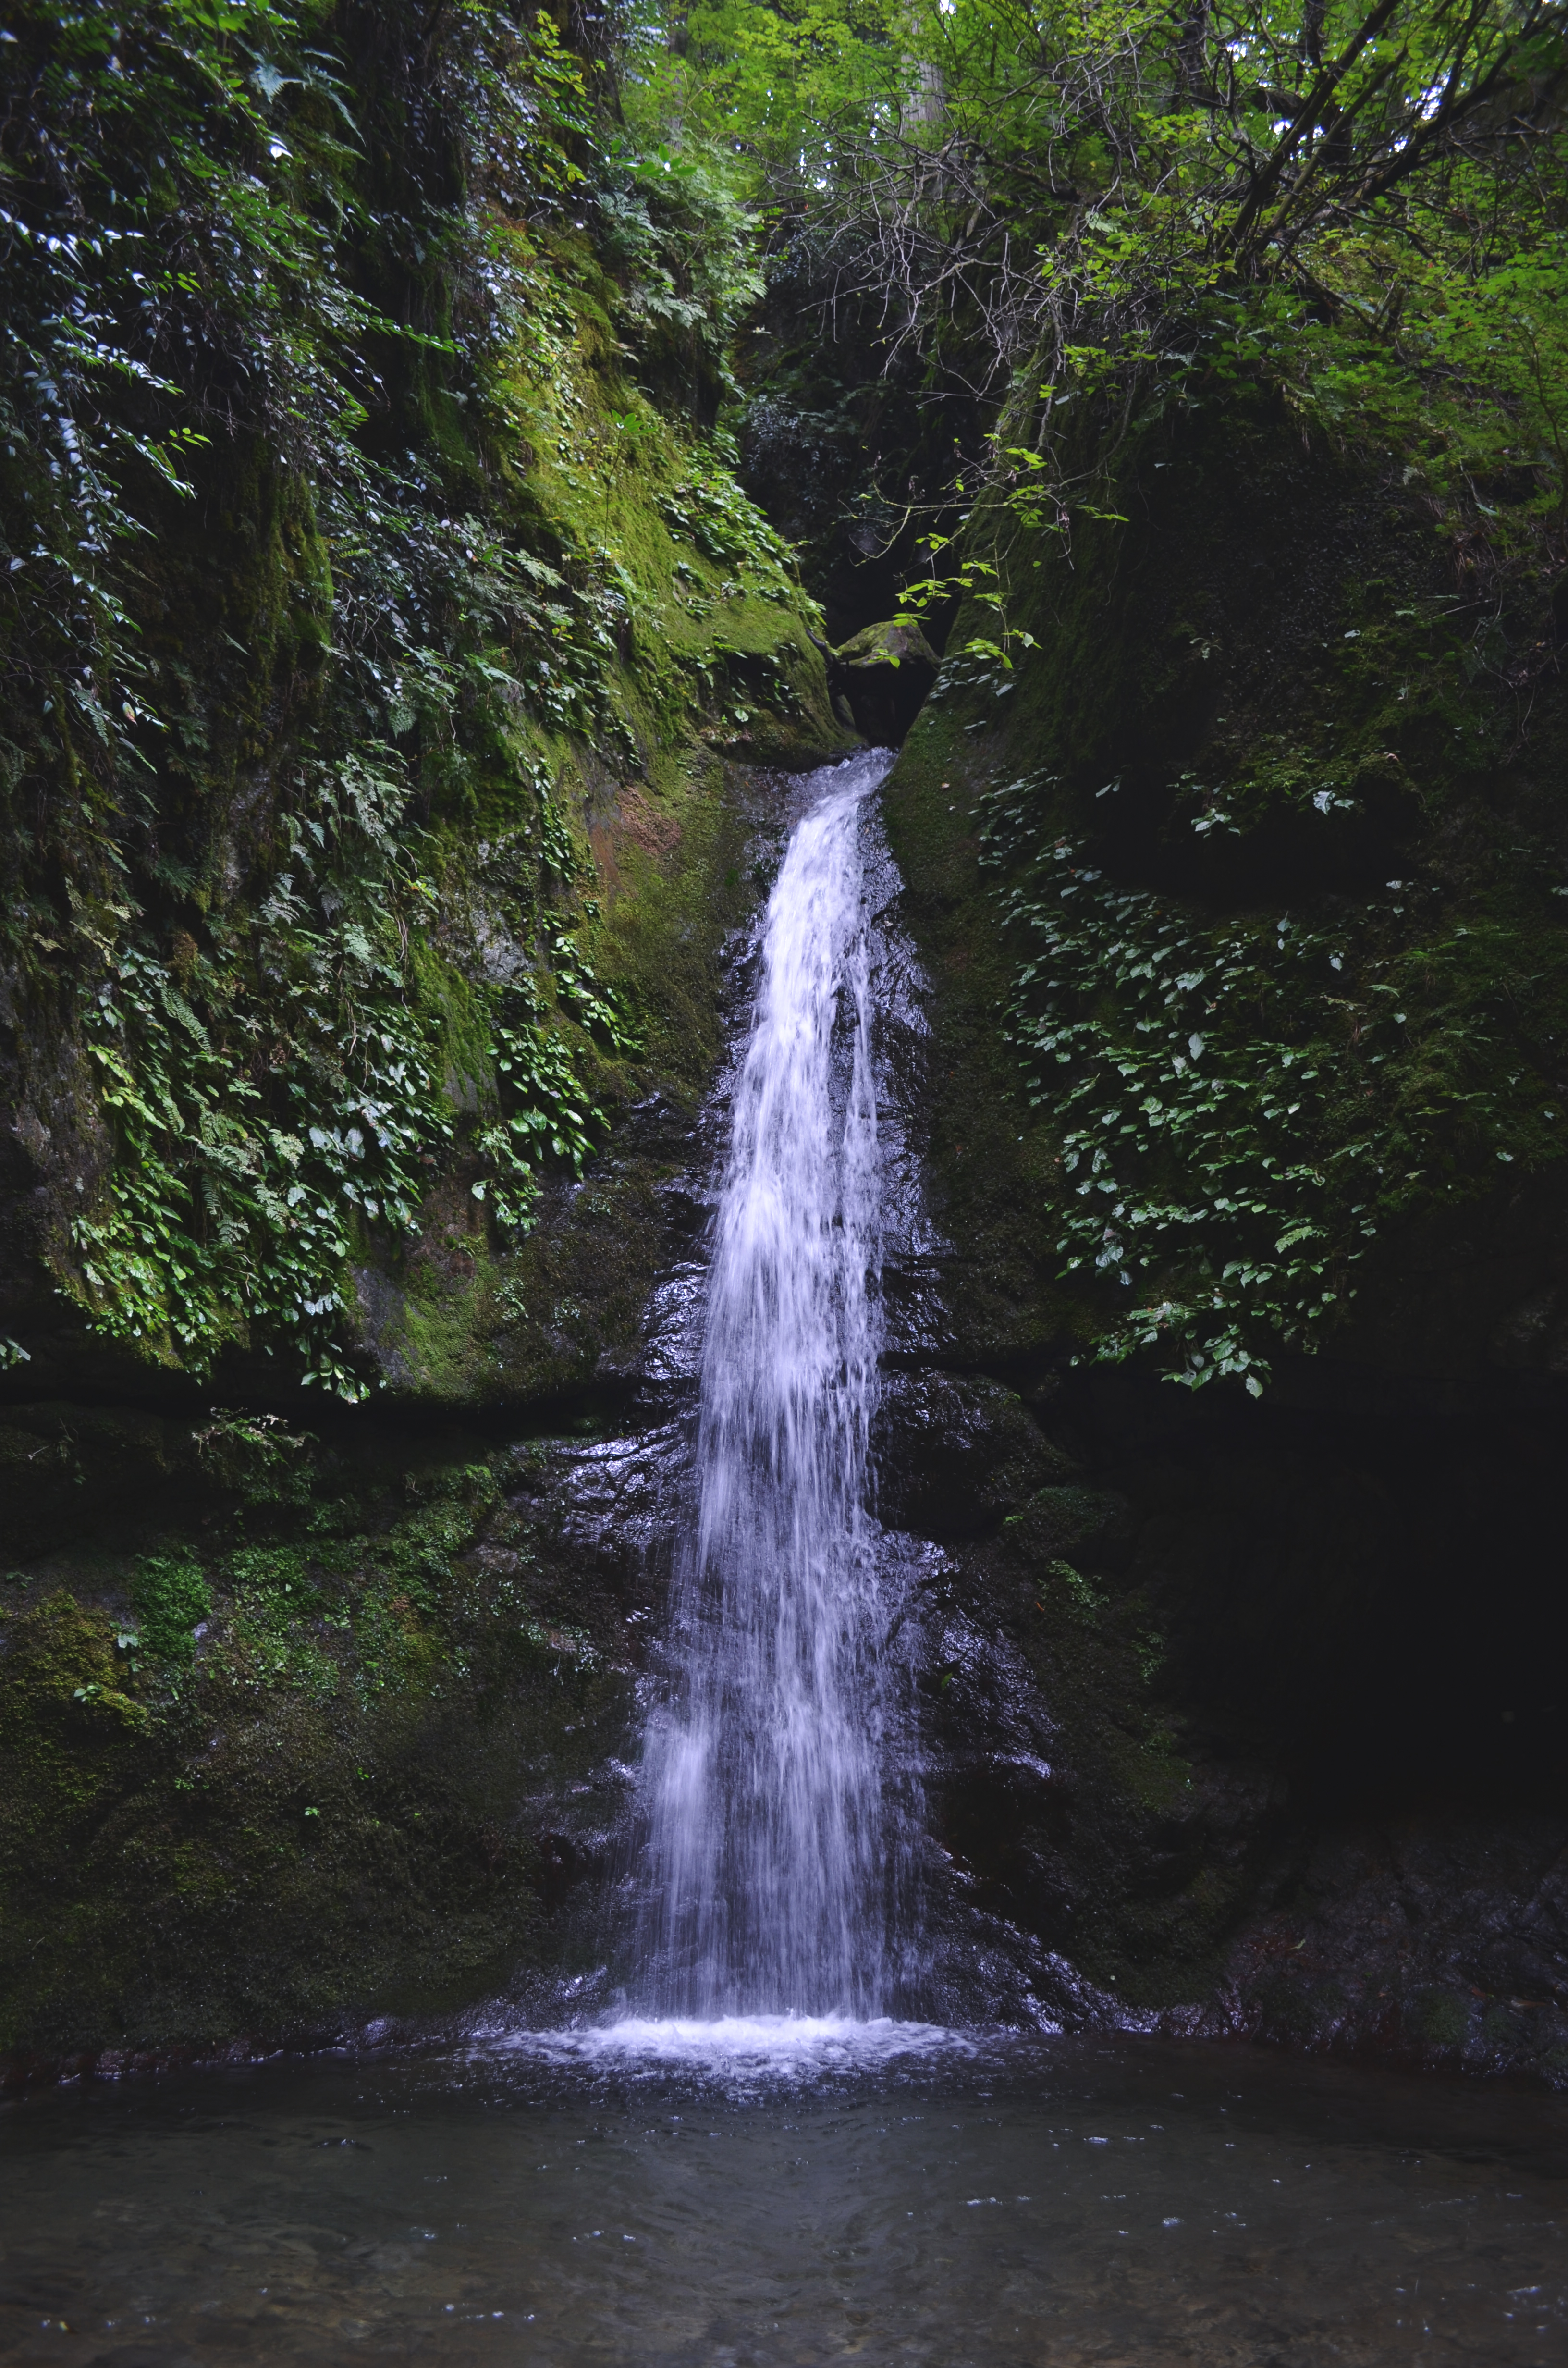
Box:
637, 748, 909, 2022
1, 756, 1564, 2365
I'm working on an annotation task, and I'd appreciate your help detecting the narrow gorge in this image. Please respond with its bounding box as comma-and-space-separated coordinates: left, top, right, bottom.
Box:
2, 2, 1568, 2349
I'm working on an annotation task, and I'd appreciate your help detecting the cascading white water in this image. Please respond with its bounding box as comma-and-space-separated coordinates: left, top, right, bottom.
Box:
637, 749, 909, 2019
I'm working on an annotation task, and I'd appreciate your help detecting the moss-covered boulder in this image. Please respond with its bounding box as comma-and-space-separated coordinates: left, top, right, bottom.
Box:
822, 618, 938, 743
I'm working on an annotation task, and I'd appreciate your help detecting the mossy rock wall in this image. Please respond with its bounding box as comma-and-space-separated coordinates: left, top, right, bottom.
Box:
0, 1407, 650, 2061
0, 283, 848, 1409
0, 0, 856, 2068
888, 389, 1568, 1389
873, 391, 1568, 2083
0, 1, 853, 1417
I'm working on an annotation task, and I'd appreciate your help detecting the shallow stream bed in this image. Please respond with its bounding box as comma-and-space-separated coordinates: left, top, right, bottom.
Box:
1, 2028, 1563, 2365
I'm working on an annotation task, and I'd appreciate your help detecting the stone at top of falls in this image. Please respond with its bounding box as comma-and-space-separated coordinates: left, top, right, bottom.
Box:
821, 622, 938, 745
833, 619, 939, 673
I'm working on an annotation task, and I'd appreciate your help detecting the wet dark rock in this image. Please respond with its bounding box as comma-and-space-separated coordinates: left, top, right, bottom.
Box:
872, 1370, 1072, 1536
1183, 1816, 1568, 2084
876, 1290, 1568, 2074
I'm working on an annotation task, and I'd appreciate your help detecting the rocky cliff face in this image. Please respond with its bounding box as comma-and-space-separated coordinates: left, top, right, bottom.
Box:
0, 0, 850, 2069
875, 387, 1568, 2084
3, 5, 1565, 2088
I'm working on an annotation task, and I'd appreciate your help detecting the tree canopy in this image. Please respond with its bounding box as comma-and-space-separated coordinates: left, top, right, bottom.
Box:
623, 0, 1567, 568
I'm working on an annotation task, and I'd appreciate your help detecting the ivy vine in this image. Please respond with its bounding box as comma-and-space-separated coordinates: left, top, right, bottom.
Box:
981, 767, 1568, 1391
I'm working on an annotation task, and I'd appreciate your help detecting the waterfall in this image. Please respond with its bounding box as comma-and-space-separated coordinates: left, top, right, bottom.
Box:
636, 749, 910, 2020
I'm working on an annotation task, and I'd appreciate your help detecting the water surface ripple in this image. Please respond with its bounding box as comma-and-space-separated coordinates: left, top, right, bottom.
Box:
1, 2035, 1563, 2364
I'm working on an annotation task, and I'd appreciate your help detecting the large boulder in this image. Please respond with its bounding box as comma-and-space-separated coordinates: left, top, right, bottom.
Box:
820, 619, 938, 743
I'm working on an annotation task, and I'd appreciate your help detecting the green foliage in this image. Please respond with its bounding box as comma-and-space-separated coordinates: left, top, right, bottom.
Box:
623, 0, 908, 172
71, 761, 451, 1391
0, 0, 540, 781
130, 1553, 213, 1669
631, 0, 1568, 625
980, 768, 1568, 1387
972, 0, 1566, 583
0, 0, 821, 1397
597, 136, 766, 398
657, 435, 800, 591
481, 976, 619, 1233
194, 1408, 314, 1499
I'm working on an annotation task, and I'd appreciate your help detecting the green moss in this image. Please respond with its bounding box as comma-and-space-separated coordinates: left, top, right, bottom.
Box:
1409, 1988, 1472, 2051
0, 1592, 150, 1775
129, 1555, 211, 1669
0, 1431, 633, 2058
410, 941, 498, 1119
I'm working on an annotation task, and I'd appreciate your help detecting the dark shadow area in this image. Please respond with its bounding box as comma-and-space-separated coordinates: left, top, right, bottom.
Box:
1080, 1360, 1568, 1825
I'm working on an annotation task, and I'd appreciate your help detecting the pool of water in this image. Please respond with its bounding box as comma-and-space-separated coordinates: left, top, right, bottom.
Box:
1, 2027, 1563, 2366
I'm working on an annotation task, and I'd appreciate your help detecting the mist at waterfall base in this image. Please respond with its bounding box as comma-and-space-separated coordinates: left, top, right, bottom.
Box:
3, 758, 1566, 2365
